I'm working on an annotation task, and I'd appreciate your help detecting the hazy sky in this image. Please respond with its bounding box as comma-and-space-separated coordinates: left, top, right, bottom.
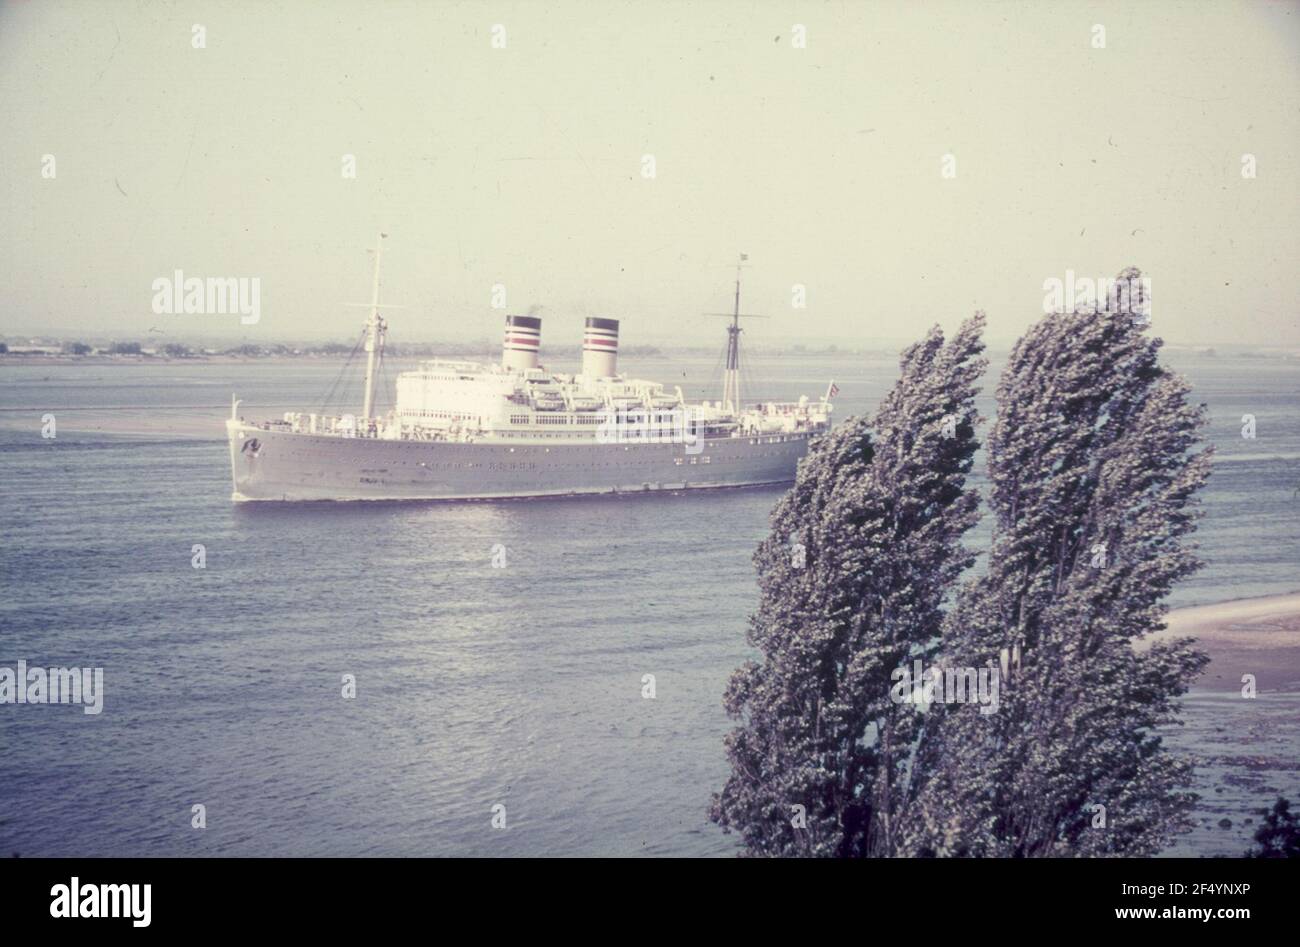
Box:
2, 0, 1297, 349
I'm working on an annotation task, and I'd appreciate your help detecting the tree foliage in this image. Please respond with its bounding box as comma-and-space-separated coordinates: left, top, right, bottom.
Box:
710, 314, 987, 856
907, 285, 1211, 857
715, 269, 1214, 857
1246, 797, 1300, 858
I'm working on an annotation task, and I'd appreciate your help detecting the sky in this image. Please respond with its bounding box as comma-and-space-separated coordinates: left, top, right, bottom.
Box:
1, 0, 1297, 350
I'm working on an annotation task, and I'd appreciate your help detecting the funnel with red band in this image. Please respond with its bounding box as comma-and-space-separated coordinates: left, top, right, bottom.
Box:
581, 317, 619, 378
502, 315, 542, 371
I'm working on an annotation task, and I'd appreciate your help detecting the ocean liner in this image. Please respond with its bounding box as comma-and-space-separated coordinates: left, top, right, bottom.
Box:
226, 237, 833, 501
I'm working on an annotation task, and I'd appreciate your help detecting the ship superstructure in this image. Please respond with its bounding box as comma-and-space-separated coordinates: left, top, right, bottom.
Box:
226, 237, 833, 501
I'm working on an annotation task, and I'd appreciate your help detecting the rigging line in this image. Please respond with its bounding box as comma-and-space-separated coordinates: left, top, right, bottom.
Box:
318, 328, 367, 416
379, 353, 390, 413
707, 332, 727, 402
740, 333, 766, 405
372, 337, 385, 414
742, 341, 762, 407
375, 344, 393, 414
739, 336, 754, 405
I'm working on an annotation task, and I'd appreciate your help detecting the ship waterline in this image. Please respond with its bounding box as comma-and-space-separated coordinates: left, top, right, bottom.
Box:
227, 419, 815, 502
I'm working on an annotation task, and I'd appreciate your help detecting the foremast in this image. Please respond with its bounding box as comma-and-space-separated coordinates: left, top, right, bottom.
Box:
361, 233, 388, 420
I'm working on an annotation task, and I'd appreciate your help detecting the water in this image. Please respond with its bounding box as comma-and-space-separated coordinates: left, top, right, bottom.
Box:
1, 350, 1297, 856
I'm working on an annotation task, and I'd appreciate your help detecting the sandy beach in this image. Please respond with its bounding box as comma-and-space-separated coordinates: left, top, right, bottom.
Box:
1158, 593, 1300, 693
1155, 594, 1300, 854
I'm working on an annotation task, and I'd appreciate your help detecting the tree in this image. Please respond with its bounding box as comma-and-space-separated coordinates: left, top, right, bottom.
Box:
906, 270, 1212, 856
1246, 797, 1300, 858
64, 341, 92, 355
710, 313, 987, 856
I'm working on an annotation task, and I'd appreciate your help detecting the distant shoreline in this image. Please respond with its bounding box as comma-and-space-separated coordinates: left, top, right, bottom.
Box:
0, 353, 382, 366
3, 345, 1296, 367
0, 348, 871, 366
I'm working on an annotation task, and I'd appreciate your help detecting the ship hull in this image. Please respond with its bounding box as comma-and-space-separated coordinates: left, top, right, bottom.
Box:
227, 420, 815, 502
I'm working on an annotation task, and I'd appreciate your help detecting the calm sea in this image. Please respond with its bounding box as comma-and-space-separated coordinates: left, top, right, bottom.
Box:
1, 349, 1297, 856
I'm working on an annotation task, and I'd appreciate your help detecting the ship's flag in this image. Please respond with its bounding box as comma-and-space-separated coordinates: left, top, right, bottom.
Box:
826, 380, 840, 400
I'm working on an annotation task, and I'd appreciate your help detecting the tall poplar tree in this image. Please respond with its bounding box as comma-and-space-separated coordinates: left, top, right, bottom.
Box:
710, 314, 987, 856
907, 272, 1212, 856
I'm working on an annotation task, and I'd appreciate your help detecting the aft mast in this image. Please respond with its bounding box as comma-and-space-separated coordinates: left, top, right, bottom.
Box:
723, 258, 742, 413
707, 253, 765, 414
